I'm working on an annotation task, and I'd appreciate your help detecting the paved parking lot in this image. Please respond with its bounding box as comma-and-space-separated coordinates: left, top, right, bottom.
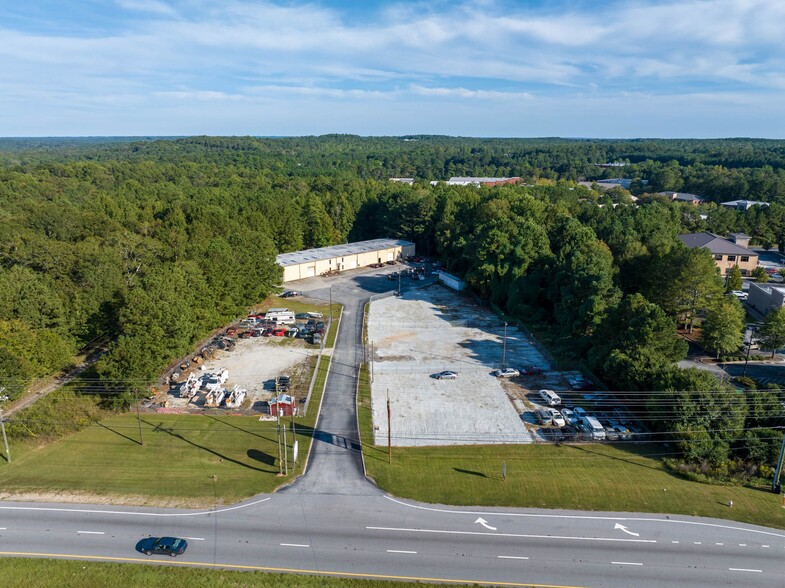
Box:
367, 285, 553, 446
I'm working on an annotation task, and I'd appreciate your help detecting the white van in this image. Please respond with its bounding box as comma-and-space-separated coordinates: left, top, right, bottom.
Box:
265, 308, 296, 325
582, 416, 606, 440
538, 389, 562, 406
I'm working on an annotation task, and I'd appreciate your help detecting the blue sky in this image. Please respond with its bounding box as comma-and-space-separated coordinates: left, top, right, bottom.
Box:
1, 0, 784, 137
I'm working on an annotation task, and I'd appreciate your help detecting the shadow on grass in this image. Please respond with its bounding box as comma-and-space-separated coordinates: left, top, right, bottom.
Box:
453, 467, 488, 478
94, 421, 142, 446
142, 419, 275, 473
247, 449, 276, 466
566, 444, 663, 473
203, 414, 272, 441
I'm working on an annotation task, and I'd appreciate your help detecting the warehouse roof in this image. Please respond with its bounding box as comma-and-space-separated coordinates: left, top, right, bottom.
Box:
276, 238, 414, 267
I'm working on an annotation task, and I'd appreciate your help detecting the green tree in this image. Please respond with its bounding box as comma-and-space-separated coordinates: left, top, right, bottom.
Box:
758, 307, 785, 358
751, 266, 769, 282
699, 297, 744, 358
726, 265, 742, 292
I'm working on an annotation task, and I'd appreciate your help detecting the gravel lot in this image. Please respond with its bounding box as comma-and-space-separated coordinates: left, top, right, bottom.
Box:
164, 336, 317, 413
368, 285, 552, 446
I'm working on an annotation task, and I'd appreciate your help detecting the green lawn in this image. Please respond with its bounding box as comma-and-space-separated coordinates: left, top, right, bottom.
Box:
0, 559, 472, 588
357, 365, 785, 530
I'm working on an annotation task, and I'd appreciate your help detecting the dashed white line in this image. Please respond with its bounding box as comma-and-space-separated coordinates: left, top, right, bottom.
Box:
387, 550, 417, 554
694, 541, 701, 545
612, 561, 643, 566
729, 568, 762, 573
183, 537, 205, 541
762, 545, 769, 548
739, 543, 747, 547
77, 531, 105, 535
498, 555, 529, 560
0, 528, 6, 530
716, 543, 724, 546
367, 526, 656, 544
672, 540, 680, 544
280, 543, 310, 548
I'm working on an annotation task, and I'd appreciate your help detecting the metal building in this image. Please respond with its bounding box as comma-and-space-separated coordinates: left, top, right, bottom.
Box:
276, 238, 416, 283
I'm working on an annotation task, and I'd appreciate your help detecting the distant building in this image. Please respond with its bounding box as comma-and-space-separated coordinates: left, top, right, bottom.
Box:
438, 272, 465, 292
389, 177, 414, 185
276, 238, 415, 282
748, 282, 785, 316
678, 232, 758, 276
661, 192, 703, 205
594, 162, 629, 168
268, 394, 297, 417
598, 178, 633, 189
442, 176, 523, 187
720, 199, 769, 211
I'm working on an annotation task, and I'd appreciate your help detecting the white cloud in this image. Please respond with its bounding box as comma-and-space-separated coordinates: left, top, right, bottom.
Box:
115, 0, 177, 16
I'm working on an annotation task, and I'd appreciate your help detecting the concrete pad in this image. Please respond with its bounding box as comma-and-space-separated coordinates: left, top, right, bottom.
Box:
368, 286, 550, 446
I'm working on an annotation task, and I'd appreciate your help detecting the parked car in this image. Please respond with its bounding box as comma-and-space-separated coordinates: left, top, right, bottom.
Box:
613, 425, 632, 440
281, 290, 302, 298
491, 367, 520, 378
535, 409, 553, 426
730, 290, 748, 300
136, 536, 188, 557
548, 409, 566, 427
561, 408, 578, 425
295, 312, 310, 319
434, 371, 458, 380
573, 407, 588, 420
560, 425, 578, 440
521, 366, 543, 375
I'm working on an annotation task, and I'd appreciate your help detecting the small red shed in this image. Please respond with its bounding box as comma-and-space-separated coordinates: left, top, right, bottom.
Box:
268, 394, 297, 417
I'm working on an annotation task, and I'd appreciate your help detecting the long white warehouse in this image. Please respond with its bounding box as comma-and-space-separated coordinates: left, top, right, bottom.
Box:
277, 238, 416, 282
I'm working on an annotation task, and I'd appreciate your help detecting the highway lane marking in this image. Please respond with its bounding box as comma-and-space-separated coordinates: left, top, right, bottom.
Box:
280, 543, 310, 548
387, 550, 417, 554
384, 496, 785, 539
693, 541, 701, 545
0, 496, 271, 517
0, 551, 585, 588
367, 526, 657, 544
611, 561, 643, 566
729, 568, 762, 573
183, 537, 205, 541
498, 556, 529, 560
0, 550, 587, 588
715, 543, 723, 546
77, 531, 105, 535
762, 545, 769, 548
739, 543, 746, 547
671, 540, 679, 544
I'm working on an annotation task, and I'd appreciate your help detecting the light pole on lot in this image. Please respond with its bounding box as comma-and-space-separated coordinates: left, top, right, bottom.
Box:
0, 390, 10, 464
743, 324, 759, 378
329, 286, 333, 320
502, 322, 508, 369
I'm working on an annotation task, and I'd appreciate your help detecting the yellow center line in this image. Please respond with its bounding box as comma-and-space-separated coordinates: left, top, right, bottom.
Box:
0, 551, 586, 588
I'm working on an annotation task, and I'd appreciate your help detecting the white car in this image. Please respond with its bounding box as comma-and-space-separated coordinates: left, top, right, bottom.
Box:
491, 368, 520, 378
549, 409, 566, 427
434, 371, 458, 380
613, 425, 632, 440
730, 290, 748, 300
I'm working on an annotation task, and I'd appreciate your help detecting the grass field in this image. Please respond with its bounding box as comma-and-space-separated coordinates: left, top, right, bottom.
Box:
356, 365, 785, 529
0, 558, 470, 588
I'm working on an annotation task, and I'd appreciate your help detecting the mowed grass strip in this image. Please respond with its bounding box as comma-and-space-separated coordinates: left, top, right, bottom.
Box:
0, 413, 312, 505
357, 369, 785, 530
0, 558, 475, 588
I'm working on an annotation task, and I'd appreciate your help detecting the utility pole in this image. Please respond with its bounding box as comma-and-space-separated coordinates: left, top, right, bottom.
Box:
276, 407, 284, 476
371, 341, 374, 384
282, 408, 289, 476
773, 427, 785, 494
329, 286, 333, 320
387, 389, 392, 464
398, 271, 401, 295
502, 322, 508, 369
134, 389, 144, 446
0, 391, 10, 464
743, 325, 757, 378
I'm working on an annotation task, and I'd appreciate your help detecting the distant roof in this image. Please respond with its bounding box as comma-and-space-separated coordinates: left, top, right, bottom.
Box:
276, 238, 414, 267
720, 199, 769, 208
446, 176, 522, 185
678, 232, 757, 256
660, 191, 703, 202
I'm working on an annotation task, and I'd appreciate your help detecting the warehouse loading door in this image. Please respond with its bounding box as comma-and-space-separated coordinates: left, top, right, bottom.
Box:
305, 265, 315, 277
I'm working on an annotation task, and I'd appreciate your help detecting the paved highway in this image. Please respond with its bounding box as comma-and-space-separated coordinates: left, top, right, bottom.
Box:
1, 267, 784, 587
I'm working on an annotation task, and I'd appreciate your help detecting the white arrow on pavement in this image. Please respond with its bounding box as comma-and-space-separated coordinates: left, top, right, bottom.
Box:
614, 523, 640, 537
475, 517, 497, 531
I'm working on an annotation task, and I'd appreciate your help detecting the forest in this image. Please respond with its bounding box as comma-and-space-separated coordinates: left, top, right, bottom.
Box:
1, 135, 784, 482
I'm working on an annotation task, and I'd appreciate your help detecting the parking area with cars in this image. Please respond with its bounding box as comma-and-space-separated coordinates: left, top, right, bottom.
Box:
367, 281, 648, 447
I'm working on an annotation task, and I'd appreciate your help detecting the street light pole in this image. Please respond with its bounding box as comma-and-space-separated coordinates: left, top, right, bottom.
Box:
743, 325, 757, 378
0, 391, 10, 464
502, 322, 508, 369
329, 286, 333, 320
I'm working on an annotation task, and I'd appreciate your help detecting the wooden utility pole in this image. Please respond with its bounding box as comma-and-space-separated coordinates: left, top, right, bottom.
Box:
387, 389, 392, 464
276, 408, 284, 476
0, 391, 10, 464
134, 389, 144, 446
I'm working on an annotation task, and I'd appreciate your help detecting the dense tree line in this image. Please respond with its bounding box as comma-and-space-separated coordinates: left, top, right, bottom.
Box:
1, 136, 784, 481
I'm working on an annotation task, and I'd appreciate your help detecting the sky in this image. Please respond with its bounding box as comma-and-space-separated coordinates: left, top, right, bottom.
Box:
1, 0, 784, 138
